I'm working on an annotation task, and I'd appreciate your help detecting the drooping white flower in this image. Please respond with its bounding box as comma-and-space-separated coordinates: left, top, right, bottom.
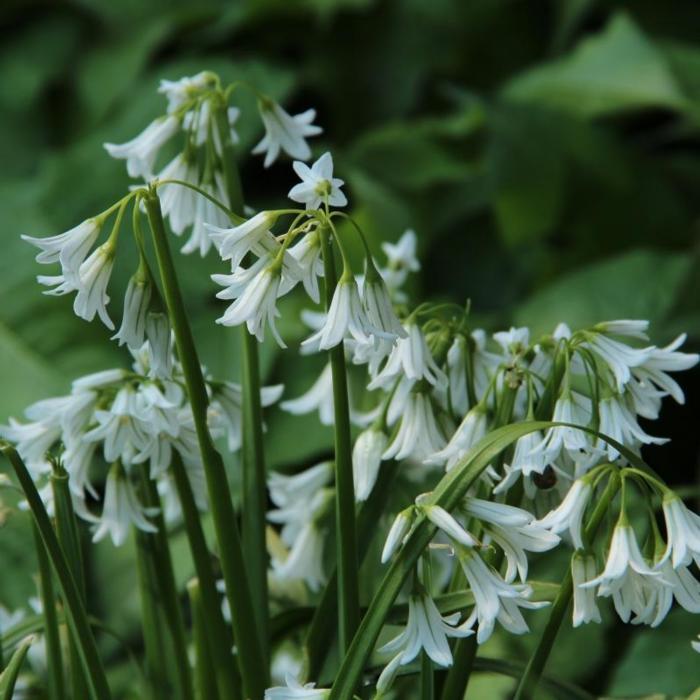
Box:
493, 327, 530, 360
0, 419, 60, 472
272, 520, 327, 592
268, 461, 333, 511
73, 242, 116, 329
446, 335, 469, 416
288, 229, 323, 304
425, 404, 488, 470
572, 552, 602, 626
112, 271, 151, 350
156, 154, 200, 235
536, 479, 592, 549
369, 323, 447, 391
379, 593, 472, 667
302, 276, 369, 350
91, 463, 157, 546
181, 174, 230, 257
535, 390, 592, 462
23, 219, 101, 285
264, 674, 329, 700
144, 312, 173, 379
280, 363, 335, 426
215, 261, 285, 347
158, 71, 214, 113
504, 430, 547, 478
660, 494, 700, 568
352, 427, 388, 501
421, 503, 477, 548
254, 100, 322, 168
362, 266, 406, 341
382, 391, 446, 462
288, 152, 347, 210
381, 508, 415, 563
104, 116, 179, 178
583, 331, 653, 392
381, 229, 420, 292
207, 211, 278, 268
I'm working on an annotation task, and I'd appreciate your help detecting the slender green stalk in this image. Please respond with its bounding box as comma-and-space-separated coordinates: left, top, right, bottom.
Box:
319, 224, 360, 653
213, 103, 270, 662
187, 579, 220, 700
143, 195, 266, 698
421, 653, 434, 700
32, 522, 65, 700
513, 472, 620, 700
1, 444, 111, 700
135, 525, 171, 700
50, 467, 89, 700
170, 454, 240, 700
137, 465, 193, 700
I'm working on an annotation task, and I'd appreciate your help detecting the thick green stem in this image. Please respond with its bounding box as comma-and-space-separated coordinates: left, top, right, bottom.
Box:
32, 522, 65, 700
214, 102, 270, 666
513, 473, 620, 700
51, 468, 89, 699
319, 224, 360, 653
171, 454, 240, 700
187, 579, 220, 700
1, 444, 111, 700
137, 465, 193, 700
135, 525, 171, 700
144, 194, 266, 698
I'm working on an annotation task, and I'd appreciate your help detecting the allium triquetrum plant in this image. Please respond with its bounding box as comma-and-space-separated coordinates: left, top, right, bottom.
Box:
1, 70, 699, 700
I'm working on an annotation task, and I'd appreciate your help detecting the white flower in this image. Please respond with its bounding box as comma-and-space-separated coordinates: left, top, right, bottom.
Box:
288, 152, 347, 210
593, 320, 650, 340
660, 495, 700, 568
369, 323, 447, 390
493, 327, 530, 359
583, 331, 652, 392
582, 524, 660, 592
215, 262, 285, 347
144, 312, 173, 379
288, 230, 323, 304
463, 498, 534, 527
280, 363, 335, 425
458, 550, 545, 644
504, 430, 547, 478
207, 211, 278, 268
91, 464, 157, 546
73, 242, 116, 329
379, 593, 472, 667
446, 335, 469, 416
382, 391, 446, 462
0, 419, 60, 471
112, 272, 151, 350
362, 267, 406, 341
158, 71, 214, 113
426, 405, 488, 470
268, 461, 333, 510
352, 428, 388, 501
421, 503, 477, 548
23, 219, 101, 284
156, 154, 200, 235
272, 520, 327, 592
571, 553, 602, 626
181, 174, 230, 257
535, 390, 592, 462
72, 369, 127, 392
254, 100, 322, 168
536, 479, 592, 549
381, 508, 414, 563
302, 277, 368, 350
264, 674, 329, 700
104, 116, 179, 178
381, 229, 420, 291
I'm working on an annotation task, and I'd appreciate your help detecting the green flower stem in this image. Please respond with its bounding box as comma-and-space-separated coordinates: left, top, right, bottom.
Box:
214, 103, 270, 667
513, 472, 621, 700
32, 522, 65, 700
187, 579, 220, 700
170, 453, 240, 700
319, 223, 361, 654
135, 524, 171, 700
1, 443, 111, 700
421, 654, 434, 700
144, 194, 266, 699
50, 467, 89, 700
137, 465, 193, 700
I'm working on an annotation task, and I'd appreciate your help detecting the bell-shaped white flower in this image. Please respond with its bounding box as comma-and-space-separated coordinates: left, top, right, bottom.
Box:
535, 390, 592, 462
362, 263, 406, 341
112, 270, 151, 350
215, 260, 285, 347
158, 71, 214, 113
207, 211, 279, 269
280, 363, 335, 426
380, 229, 420, 292
155, 154, 199, 235
421, 503, 477, 548
144, 312, 173, 379
91, 463, 158, 546
73, 242, 116, 329
104, 116, 179, 178
352, 427, 388, 501
181, 174, 230, 257
268, 461, 333, 511
660, 494, 700, 568
23, 219, 101, 285
0, 419, 60, 472
302, 275, 369, 350
288, 229, 324, 304
272, 520, 326, 592
536, 478, 592, 549
381, 508, 415, 563
426, 404, 488, 470
583, 330, 653, 392
254, 100, 322, 168
264, 675, 329, 700
572, 552, 602, 627
382, 391, 446, 462
288, 152, 347, 210
379, 592, 472, 667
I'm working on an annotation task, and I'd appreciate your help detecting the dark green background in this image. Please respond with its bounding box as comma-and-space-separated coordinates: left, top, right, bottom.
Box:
1, 0, 699, 697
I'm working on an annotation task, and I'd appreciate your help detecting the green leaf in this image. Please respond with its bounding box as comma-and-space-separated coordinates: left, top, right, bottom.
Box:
0, 634, 34, 699
502, 13, 689, 118
514, 249, 692, 338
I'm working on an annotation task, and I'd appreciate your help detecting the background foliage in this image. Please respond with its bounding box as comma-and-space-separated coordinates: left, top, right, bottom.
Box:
1, 0, 699, 697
